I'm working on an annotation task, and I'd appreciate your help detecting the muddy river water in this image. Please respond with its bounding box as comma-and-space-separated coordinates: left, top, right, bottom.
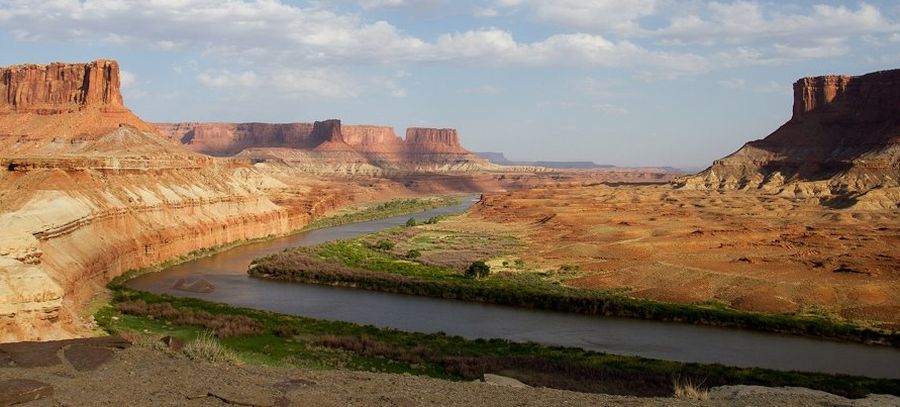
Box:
128, 197, 900, 379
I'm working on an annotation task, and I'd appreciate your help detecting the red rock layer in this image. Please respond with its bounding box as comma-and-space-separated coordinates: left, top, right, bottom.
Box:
343, 125, 406, 153
405, 127, 467, 154
153, 120, 490, 172
1, 60, 124, 113
155, 122, 318, 156
679, 69, 900, 197
0, 60, 158, 149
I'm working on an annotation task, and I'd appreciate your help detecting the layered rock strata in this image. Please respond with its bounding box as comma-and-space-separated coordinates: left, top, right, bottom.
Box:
678, 69, 900, 207
157, 120, 497, 174
0, 61, 364, 342
0, 60, 158, 153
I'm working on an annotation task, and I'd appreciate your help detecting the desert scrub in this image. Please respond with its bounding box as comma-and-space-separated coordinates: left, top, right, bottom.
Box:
117, 299, 263, 338
250, 239, 900, 347
97, 287, 900, 398
184, 332, 240, 364
672, 377, 710, 401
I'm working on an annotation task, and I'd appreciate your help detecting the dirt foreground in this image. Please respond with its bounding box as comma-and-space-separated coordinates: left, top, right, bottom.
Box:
1, 337, 897, 407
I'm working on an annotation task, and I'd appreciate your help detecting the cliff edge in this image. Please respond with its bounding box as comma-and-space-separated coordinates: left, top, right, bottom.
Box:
677, 69, 900, 207
0, 60, 159, 154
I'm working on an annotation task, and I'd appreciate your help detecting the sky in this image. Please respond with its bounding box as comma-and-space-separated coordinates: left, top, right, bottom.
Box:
1, 1, 899, 168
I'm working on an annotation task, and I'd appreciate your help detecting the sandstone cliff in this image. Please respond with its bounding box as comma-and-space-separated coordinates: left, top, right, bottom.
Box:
0, 61, 372, 342
155, 120, 498, 174
678, 69, 900, 207
155, 122, 317, 156
1, 60, 123, 112
0, 60, 158, 151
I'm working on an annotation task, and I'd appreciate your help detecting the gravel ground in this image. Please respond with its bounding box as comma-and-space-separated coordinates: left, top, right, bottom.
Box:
1, 343, 897, 406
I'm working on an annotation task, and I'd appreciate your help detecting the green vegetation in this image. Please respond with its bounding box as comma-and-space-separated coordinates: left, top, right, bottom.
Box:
374, 240, 395, 251
97, 287, 900, 398
465, 261, 491, 279
406, 249, 422, 259
302, 196, 462, 231
406, 217, 418, 227
250, 238, 900, 347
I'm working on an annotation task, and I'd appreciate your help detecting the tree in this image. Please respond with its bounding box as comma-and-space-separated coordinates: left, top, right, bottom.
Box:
405, 217, 417, 227
406, 249, 422, 259
465, 261, 491, 279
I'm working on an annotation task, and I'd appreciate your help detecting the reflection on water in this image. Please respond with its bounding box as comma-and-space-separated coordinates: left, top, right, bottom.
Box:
128, 196, 900, 379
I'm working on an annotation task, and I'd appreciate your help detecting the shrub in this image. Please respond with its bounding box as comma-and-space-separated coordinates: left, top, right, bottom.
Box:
405, 217, 418, 227
514, 259, 525, 268
116, 300, 263, 338
183, 332, 239, 364
673, 377, 709, 400
424, 216, 440, 225
374, 240, 395, 251
465, 261, 491, 279
406, 249, 422, 259
559, 264, 580, 272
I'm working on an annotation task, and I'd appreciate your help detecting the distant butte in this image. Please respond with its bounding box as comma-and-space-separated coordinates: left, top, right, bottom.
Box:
155, 120, 495, 173
678, 68, 900, 206
0, 60, 159, 152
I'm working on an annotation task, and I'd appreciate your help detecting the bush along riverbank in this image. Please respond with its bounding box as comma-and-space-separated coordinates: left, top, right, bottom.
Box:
97, 287, 900, 398
248, 238, 900, 347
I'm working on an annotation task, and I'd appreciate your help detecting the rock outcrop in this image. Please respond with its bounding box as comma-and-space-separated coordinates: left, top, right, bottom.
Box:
405, 128, 466, 154
1, 60, 123, 113
155, 122, 317, 156
678, 69, 900, 206
155, 120, 496, 174
0, 60, 158, 154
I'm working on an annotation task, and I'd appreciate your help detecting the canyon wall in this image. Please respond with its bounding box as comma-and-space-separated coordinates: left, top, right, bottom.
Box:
155, 122, 318, 156
155, 120, 497, 174
678, 69, 900, 207
0, 61, 376, 342
405, 128, 466, 154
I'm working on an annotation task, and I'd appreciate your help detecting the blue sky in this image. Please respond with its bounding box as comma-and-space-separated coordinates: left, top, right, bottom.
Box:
1, 1, 899, 167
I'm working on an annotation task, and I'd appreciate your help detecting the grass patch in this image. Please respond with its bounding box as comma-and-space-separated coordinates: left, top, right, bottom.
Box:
301, 196, 463, 231
183, 332, 240, 364
97, 287, 900, 398
250, 238, 900, 347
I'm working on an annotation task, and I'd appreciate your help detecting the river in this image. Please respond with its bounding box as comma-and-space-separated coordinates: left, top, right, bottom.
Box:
127, 197, 900, 379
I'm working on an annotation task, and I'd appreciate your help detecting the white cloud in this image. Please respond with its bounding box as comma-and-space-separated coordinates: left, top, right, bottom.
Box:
196, 70, 259, 88
718, 78, 745, 89
656, 3, 895, 45
497, 0, 658, 35
358, 0, 407, 8
196, 68, 356, 99
0, 0, 699, 74
593, 103, 628, 115
120, 70, 137, 88
0, 0, 893, 97
462, 85, 505, 94
474, 7, 498, 17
